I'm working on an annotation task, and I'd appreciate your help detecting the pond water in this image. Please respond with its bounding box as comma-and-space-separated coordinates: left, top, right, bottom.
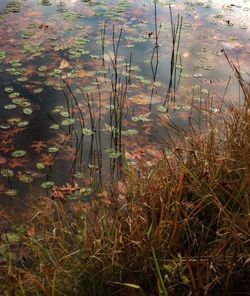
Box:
0, 0, 249, 211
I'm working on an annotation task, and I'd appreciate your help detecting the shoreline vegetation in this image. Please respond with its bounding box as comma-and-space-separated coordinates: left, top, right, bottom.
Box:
0, 55, 249, 295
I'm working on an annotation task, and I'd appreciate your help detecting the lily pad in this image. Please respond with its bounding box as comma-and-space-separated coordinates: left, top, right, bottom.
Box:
106, 148, 122, 159
23, 107, 33, 115
33, 88, 43, 94
41, 181, 55, 189
9, 92, 20, 99
50, 124, 60, 130
0, 124, 11, 130
4, 104, 17, 110
1, 169, 14, 177
11, 150, 27, 157
122, 129, 139, 136
17, 121, 29, 127
157, 105, 168, 113
38, 65, 48, 72
60, 111, 70, 118
82, 128, 94, 136
48, 146, 59, 153
4, 87, 14, 93
61, 118, 75, 125
36, 162, 45, 170
19, 174, 33, 183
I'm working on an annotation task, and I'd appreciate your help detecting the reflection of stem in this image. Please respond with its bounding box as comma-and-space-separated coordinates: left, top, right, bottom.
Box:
96, 80, 103, 167
63, 79, 85, 128
107, 26, 129, 180
150, 1, 160, 109
101, 21, 106, 68
164, 5, 183, 106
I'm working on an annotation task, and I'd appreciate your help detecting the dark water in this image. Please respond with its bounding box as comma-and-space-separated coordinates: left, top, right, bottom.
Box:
0, 0, 249, 210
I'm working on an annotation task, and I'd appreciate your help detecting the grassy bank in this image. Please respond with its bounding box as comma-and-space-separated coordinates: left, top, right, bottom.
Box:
0, 61, 250, 296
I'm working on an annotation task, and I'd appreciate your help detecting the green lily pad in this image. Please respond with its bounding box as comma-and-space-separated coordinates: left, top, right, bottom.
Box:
0, 124, 11, 130
1, 169, 14, 177
82, 128, 94, 136
157, 105, 168, 113
4, 104, 17, 110
11, 150, 27, 157
193, 73, 203, 78
19, 174, 33, 183
17, 121, 29, 127
4, 87, 14, 93
132, 115, 151, 122
48, 146, 59, 153
12, 98, 31, 107
60, 111, 70, 118
33, 88, 43, 94
36, 162, 45, 170
9, 92, 20, 99
122, 129, 139, 136
23, 107, 33, 115
108, 150, 122, 159
41, 181, 55, 189
50, 124, 59, 130
38, 65, 48, 72
17, 76, 28, 82
61, 118, 75, 125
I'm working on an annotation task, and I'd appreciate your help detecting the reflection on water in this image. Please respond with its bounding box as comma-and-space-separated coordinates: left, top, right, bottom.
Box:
0, 0, 249, 209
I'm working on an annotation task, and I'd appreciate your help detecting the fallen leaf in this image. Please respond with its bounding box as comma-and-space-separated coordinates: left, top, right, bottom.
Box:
59, 59, 70, 70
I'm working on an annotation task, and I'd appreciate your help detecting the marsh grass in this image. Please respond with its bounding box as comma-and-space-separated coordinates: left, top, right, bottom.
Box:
0, 56, 249, 296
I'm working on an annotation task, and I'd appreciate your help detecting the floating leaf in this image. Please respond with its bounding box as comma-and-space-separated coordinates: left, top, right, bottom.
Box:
17, 76, 28, 82
33, 88, 43, 94
132, 115, 151, 122
17, 121, 29, 127
4, 87, 14, 93
38, 65, 48, 72
60, 111, 70, 118
13, 98, 30, 107
1, 169, 14, 177
50, 124, 59, 130
36, 162, 45, 170
48, 146, 59, 153
9, 92, 20, 99
0, 124, 11, 130
130, 95, 150, 105
59, 59, 70, 69
41, 181, 55, 189
23, 107, 33, 115
157, 105, 168, 113
11, 150, 27, 157
193, 73, 203, 78
4, 104, 17, 110
19, 174, 33, 183
122, 129, 139, 136
82, 128, 94, 136
61, 118, 75, 125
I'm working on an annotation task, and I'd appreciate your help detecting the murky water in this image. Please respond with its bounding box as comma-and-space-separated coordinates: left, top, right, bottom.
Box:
0, 0, 249, 210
